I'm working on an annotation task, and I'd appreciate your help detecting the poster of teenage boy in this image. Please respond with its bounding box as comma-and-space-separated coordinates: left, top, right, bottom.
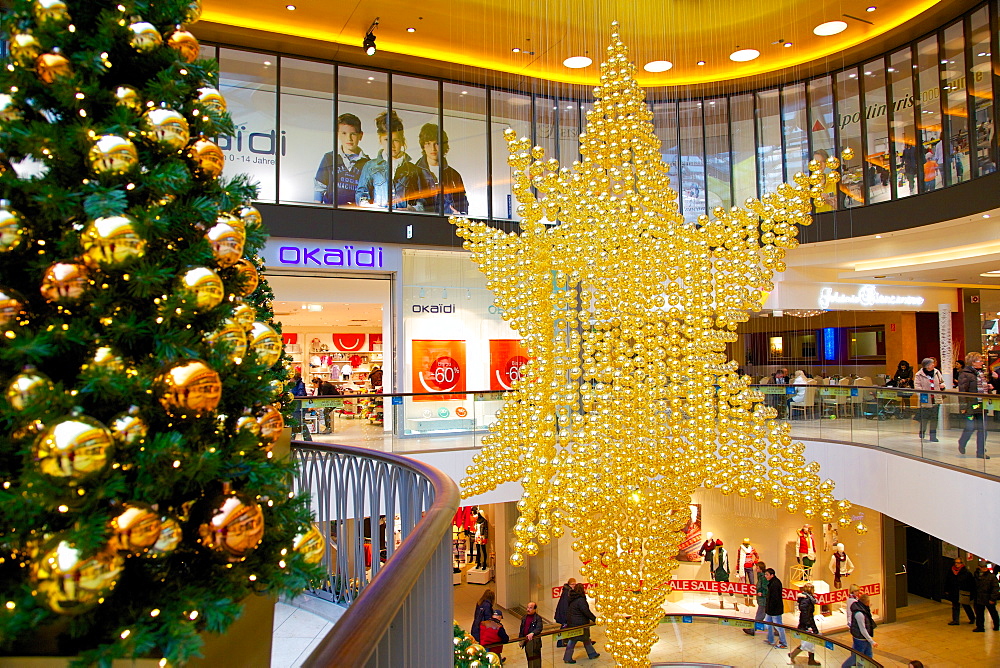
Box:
355, 110, 421, 209
314, 113, 370, 206
413, 123, 468, 215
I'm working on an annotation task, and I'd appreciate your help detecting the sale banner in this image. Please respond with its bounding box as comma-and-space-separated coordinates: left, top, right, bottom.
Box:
489, 339, 529, 391
412, 340, 466, 401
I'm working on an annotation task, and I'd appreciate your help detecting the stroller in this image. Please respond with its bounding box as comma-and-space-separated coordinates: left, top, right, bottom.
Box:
862, 387, 902, 420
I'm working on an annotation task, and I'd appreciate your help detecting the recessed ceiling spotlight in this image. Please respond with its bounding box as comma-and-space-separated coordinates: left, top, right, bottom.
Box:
512, 47, 521, 53
783, 42, 793, 47
873, 275, 887, 279
875, 234, 882, 238
697, 60, 706, 66
984, 214, 991, 218
461, 90, 468, 95
363, 17, 379, 56
866, 5, 877, 11
285, 4, 296, 9
406, 27, 415, 32
643, 60, 673, 72
563, 56, 593, 68
814, 21, 848, 36
729, 49, 760, 62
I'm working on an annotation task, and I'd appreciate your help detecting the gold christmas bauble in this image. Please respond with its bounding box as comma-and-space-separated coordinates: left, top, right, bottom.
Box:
206, 318, 247, 360
40, 262, 90, 303
216, 212, 242, 235
129, 21, 162, 52
237, 205, 262, 230
109, 504, 162, 554
293, 523, 325, 564
5, 366, 55, 411
109, 406, 148, 447
0, 288, 26, 327
257, 403, 284, 447
147, 515, 182, 558
231, 259, 259, 297
196, 86, 226, 114
177, 266, 224, 311
33, 0, 69, 24
167, 29, 200, 63
236, 409, 261, 437
80, 215, 146, 269
0, 94, 22, 123
231, 302, 255, 330
35, 52, 72, 84
187, 137, 224, 178
826, 156, 841, 170
248, 322, 282, 367
183, 0, 203, 24
841, 147, 855, 161
34, 413, 114, 479
0, 201, 26, 252
9, 33, 42, 64
141, 108, 190, 151
31, 539, 123, 615
197, 490, 265, 562
157, 359, 222, 417
205, 220, 244, 268
90, 346, 125, 372
113, 85, 142, 111
89, 135, 138, 175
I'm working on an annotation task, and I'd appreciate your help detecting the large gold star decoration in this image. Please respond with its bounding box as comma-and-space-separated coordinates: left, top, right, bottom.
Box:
452, 25, 862, 667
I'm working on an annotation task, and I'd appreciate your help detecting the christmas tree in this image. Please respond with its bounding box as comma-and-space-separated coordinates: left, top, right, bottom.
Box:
0, 0, 322, 664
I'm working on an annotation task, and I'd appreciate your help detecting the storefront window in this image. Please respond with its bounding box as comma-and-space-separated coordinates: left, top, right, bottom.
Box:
782, 83, 808, 183
863, 59, 891, 203
219, 48, 277, 201
490, 91, 531, 220
679, 100, 706, 222
835, 69, 864, 207
807, 76, 837, 212
969, 7, 996, 176
279, 58, 334, 206
731, 94, 757, 205
756, 89, 782, 197
916, 36, 944, 192
390, 74, 439, 214
336, 67, 388, 209
535, 95, 558, 164
889, 49, 918, 198
942, 22, 970, 186
442, 84, 487, 218
559, 100, 581, 165
652, 101, 680, 211
704, 98, 731, 211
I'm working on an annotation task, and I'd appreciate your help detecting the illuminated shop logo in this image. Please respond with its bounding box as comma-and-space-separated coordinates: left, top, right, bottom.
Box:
277, 245, 383, 268
412, 304, 455, 314
817, 285, 925, 309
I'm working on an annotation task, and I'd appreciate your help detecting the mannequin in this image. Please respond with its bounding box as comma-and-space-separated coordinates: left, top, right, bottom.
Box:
823, 522, 839, 552
707, 539, 738, 610
738, 538, 760, 606
699, 532, 720, 562
473, 510, 489, 570
797, 524, 817, 577
828, 543, 855, 589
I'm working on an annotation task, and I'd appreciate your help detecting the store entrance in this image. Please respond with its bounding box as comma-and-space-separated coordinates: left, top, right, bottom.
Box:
268, 274, 392, 444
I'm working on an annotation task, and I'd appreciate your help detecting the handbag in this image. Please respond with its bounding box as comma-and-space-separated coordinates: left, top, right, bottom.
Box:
960, 591, 973, 606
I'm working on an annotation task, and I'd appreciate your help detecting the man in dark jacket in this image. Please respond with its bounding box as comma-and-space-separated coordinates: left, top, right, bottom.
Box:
945, 558, 976, 625
763, 568, 787, 648
957, 352, 993, 458
554, 576, 576, 646
973, 563, 1000, 632
519, 601, 543, 668
563, 584, 599, 663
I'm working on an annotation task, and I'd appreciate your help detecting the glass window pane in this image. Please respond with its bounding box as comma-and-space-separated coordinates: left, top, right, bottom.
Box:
338, 67, 387, 209
704, 97, 731, 211
917, 36, 944, 191
559, 100, 581, 165
756, 89, 782, 196
970, 7, 996, 175
490, 91, 531, 220
390, 74, 438, 213
679, 100, 705, 222
889, 49, 918, 198
863, 60, 891, 203
731, 94, 757, 205
534, 96, 558, 161
280, 58, 334, 206
942, 22, 970, 185
808, 76, 837, 211
782, 83, 808, 183
835, 69, 864, 207
219, 48, 277, 202
652, 101, 680, 214
442, 83, 484, 217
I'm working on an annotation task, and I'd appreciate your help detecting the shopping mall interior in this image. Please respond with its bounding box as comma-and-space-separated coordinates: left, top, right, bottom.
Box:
4, 0, 1000, 667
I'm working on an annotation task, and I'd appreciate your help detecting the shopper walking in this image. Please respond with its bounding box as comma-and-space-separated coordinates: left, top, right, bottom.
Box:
554, 577, 577, 646
788, 583, 821, 665
563, 583, 600, 663
841, 592, 877, 668
763, 568, 787, 648
957, 352, 993, 458
945, 558, 976, 625
479, 609, 509, 661
972, 563, 1000, 632
743, 561, 768, 636
519, 601, 543, 668
913, 358, 944, 441
471, 589, 495, 642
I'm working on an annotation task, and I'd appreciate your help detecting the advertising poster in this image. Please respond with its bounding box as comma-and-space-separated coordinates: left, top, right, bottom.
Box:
412, 340, 466, 401
676, 504, 702, 562
489, 339, 529, 391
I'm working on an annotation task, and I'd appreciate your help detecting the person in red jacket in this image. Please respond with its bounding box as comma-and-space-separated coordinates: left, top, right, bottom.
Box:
479, 609, 509, 662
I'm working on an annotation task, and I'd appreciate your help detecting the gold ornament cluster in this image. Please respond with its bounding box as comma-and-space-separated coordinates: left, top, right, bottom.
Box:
452, 26, 862, 667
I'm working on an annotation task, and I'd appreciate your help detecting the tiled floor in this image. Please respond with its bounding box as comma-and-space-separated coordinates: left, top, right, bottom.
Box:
270, 599, 343, 668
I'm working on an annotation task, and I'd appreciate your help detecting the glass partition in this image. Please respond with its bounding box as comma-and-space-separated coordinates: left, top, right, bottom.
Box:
756, 89, 783, 196
219, 48, 277, 200
731, 93, 757, 204
782, 83, 808, 182
704, 97, 732, 211
889, 48, 919, 198
391, 74, 439, 213
969, 7, 995, 176
279, 57, 334, 206
864, 59, 891, 203
679, 100, 706, 222
337, 67, 388, 209
807, 76, 837, 211
653, 100, 680, 206
443, 83, 486, 217
917, 35, 944, 192
942, 21, 971, 186
835, 69, 864, 207
490, 90, 532, 220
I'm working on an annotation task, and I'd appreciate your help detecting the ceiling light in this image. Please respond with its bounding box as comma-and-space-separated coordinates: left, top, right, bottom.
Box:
887, 67, 895, 72
643, 60, 673, 72
984, 214, 991, 219
783, 42, 793, 48
563, 56, 593, 68
461, 90, 468, 95
875, 235, 882, 238
814, 21, 848, 36
697, 60, 706, 66
512, 47, 521, 53
406, 27, 415, 32
363, 17, 379, 56
729, 49, 760, 62
866, 5, 876, 11
873, 275, 887, 279
263, 60, 272, 66
285, 4, 296, 9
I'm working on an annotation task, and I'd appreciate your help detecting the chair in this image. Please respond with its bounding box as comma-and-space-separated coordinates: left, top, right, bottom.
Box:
821, 377, 851, 417
850, 377, 870, 417
790, 381, 818, 420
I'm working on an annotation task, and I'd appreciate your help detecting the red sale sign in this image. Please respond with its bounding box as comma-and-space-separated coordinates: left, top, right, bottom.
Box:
412, 340, 466, 401
490, 339, 528, 391
664, 580, 881, 604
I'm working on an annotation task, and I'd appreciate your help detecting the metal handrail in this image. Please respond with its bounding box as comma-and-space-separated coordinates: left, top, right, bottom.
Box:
294, 441, 460, 667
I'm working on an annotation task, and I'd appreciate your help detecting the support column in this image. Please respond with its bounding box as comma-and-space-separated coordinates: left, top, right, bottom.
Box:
939, 304, 954, 389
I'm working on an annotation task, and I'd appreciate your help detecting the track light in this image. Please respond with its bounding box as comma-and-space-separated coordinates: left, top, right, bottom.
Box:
364, 17, 379, 56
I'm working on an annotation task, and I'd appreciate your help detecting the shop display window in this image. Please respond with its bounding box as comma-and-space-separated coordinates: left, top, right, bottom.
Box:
756, 89, 783, 198
336, 67, 388, 209
730, 93, 757, 205
218, 48, 277, 201
559, 99, 582, 166
888, 48, 918, 199
704, 98, 732, 211
807, 76, 838, 212
863, 59, 891, 204
942, 21, 971, 186
679, 100, 706, 222
443, 83, 488, 218
388, 74, 439, 214
916, 36, 944, 193
781, 83, 808, 184
969, 7, 995, 177
835, 69, 864, 207
490, 90, 531, 221
278, 58, 335, 206
652, 100, 681, 206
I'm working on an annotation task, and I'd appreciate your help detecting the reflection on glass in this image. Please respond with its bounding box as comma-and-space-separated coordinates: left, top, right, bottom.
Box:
388, 74, 438, 213
969, 7, 996, 176
559, 100, 581, 165
731, 94, 757, 205
652, 101, 680, 214
443, 84, 485, 217
679, 100, 705, 222
808, 76, 837, 212
491, 91, 531, 220
835, 70, 863, 207
704, 98, 731, 211
889, 49, 918, 198
942, 22, 969, 186
917, 36, 944, 192
863, 60, 891, 203
756, 89, 782, 196
335, 67, 386, 208
219, 48, 277, 201
279, 58, 334, 205
782, 83, 808, 182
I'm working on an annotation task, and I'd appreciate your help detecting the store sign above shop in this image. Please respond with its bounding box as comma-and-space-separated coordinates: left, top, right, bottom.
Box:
261, 239, 402, 272
817, 285, 925, 310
